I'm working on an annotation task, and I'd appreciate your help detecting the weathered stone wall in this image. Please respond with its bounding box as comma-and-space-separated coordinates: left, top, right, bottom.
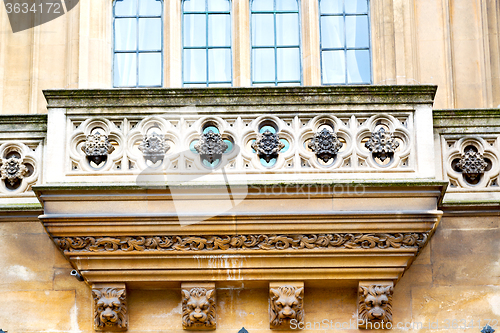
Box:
0, 211, 498, 333
0, 0, 499, 114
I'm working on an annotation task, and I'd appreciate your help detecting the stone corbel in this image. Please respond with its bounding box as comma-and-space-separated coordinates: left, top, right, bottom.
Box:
358, 281, 393, 329
92, 283, 128, 331
269, 282, 304, 329
181, 282, 217, 330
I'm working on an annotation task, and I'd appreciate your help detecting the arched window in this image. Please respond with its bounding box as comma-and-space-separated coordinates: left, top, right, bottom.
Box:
182, 0, 232, 87
113, 0, 163, 87
319, 0, 371, 84
251, 0, 301, 86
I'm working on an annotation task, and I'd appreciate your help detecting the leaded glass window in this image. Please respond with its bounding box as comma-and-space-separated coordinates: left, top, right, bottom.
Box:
182, 0, 232, 87
113, 0, 163, 87
251, 0, 301, 86
319, 0, 371, 84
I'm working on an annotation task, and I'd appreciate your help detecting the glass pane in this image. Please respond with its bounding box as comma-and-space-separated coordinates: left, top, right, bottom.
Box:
183, 0, 205, 12
115, 0, 137, 16
208, 0, 230, 12
115, 18, 137, 51
114, 53, 137, 86
252, 0, 273, 12
139, 53, 162, 86
345, 0, 368, 14
208, 83, 232, 87
184, 49, 207, 82
346, 15, 369, 48
252, 48, 275, 82
276, 0, 298, 11
320, 16, 343, 48
321, 50, 345, 84
185, 83, 207, 87
139, 0, 162, 16
320, 0, 342, 14
208, 14, 231, 46
277, 48, 300, 81
138, 18, 162, 50
252, 14, 274, 46
347, 49, 370, 83
183, 14, 206, 47
277, 82, 301, 86
276, 13, 299, 46
252, 83, 275, 86
208, 49, 231, 82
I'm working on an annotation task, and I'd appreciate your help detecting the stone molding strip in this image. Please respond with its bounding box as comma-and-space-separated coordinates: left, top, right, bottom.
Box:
55, 232, 428, 253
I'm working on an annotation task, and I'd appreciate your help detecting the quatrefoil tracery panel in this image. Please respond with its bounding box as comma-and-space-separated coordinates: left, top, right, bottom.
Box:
0, 141, 41, 195
67, 113, 415, 175
444, 136, 499, 189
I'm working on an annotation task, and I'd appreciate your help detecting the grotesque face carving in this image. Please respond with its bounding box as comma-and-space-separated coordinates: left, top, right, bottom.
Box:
182, 287, 216, 330
92, 287, 127, 330
269, 285, 304, 329
358, 285, 393, 328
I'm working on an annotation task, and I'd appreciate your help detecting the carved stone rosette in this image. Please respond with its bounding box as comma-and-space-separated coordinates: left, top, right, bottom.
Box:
181, 283, 216, 330
365, 128, 399, 162
92, 284, 128, 331
252, 130, 285, 163
269, 282, 304, 329
0, 157, 28, 186
358, 282, 393, 329
138, 132, 170, 163
82, 131, 115, 165
194, 130, 228, 164
456, 148, 488, 181
308, 128, 343, 163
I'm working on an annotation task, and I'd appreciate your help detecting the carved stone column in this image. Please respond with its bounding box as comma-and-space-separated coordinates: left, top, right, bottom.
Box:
357, 281, 394, 329
269, 282, 304, 329
181, 282, 216, 330
92, 283, 128, 331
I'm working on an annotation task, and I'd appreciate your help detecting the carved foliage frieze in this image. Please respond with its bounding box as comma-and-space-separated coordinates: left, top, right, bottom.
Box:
358, 282, 393, 329
92, 285, 128, 331
182, 283, 216, 330
55, 232, 429, 253
270, 283, 304, 329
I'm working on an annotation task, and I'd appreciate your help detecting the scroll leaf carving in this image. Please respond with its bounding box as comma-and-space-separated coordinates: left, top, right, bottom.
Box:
182, 287, 216, 330
55, 233, 428, 253
270, 285, 304, 329
358, 284, 393, 329
92, 287, 127, 331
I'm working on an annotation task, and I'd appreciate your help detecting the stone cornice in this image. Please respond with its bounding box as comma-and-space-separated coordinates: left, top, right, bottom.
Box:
43, 85, 438, 109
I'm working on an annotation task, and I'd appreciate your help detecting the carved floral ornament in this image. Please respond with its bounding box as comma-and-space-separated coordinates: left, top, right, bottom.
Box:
0, 157, 27, 186
252, 130, 285, 163
82, 131, 115, 165
365, 127, 399, 162
456, 148, 488, 181
194, 130, 228, 164
55, 232, 429, 253
138, 131, 170, 163
308, 128, 343, 163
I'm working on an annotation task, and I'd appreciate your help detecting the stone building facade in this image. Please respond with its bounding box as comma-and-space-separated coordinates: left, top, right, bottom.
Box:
0, 1, 499, 333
